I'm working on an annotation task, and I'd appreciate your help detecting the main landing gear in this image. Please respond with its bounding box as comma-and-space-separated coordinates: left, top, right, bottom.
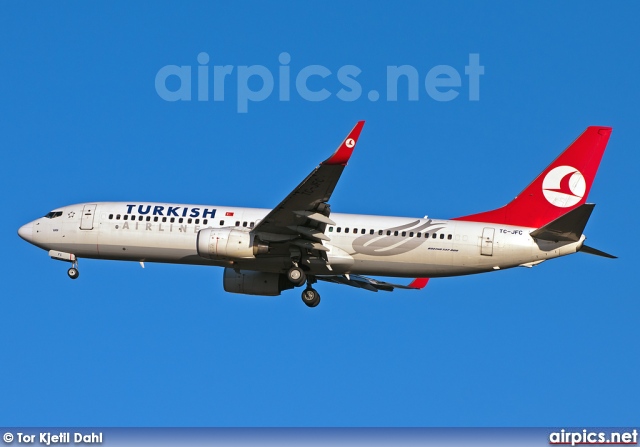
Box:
67, 260, 79, 280
287, 266, 306, 286
301, 286, 320, 308
286, 257, 320, 307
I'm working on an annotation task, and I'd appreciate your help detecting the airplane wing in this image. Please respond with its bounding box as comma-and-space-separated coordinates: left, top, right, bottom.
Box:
316, 275, 430, 292
251, 121, 365, 252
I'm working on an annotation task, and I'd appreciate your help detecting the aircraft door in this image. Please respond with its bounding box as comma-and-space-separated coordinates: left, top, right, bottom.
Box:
80, 204, 97, 230
481, 227, 495, 256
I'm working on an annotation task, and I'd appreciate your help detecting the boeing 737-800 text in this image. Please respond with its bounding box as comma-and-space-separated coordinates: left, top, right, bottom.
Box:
18, 122, 615, 307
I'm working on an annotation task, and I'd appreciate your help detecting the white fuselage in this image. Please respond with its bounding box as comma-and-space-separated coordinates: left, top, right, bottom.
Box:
20, 202, 585, 278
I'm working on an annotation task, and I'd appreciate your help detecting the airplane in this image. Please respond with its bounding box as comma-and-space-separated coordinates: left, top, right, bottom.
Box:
18, 121, 615, 307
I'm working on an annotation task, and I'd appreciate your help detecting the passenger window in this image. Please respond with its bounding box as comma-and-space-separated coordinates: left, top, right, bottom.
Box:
220, 220, 224, 226
203, 219, 208, 225
432, 233, 437, 239
188, 218, 192, 224
235, 221, 240, 226
154, 216, 158, 222
146, 216, 151, 222
440, 233, 445, 239
170, 217, 175, 223
242, 221, 247, 227
417, 232, 421, 238
353, 228, 357, 234
179, 218, 183, 223
249, 222, 254, 228
345, 228, 350, 233
109, 214, 113, 220
401, 231, 406, 237
387, 230, 391, 236
329, 227, 334, 232
394, 231, 399, 236
195, 219, 200, 224
378, 230, 383, 235
123, 215, 128, 221
448, 234, 452, 240
369, 229, 374, 235
409, 232, 414, 237
116, 214, 121, 220
162, 217, 167, 223
337, 227, 342, 233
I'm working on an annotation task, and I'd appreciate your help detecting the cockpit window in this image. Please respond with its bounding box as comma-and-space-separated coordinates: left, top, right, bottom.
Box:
44, 211, 63, 219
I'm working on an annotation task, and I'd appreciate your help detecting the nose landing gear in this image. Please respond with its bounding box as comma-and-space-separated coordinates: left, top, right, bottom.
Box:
67, 259, 79, 280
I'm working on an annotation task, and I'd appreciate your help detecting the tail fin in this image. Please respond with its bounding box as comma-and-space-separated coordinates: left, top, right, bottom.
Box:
454, 127, 612, 228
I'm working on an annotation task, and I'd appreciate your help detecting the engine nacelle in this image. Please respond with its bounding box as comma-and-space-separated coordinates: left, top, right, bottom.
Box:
197, 228, 268, 260
223, 268, 294, 296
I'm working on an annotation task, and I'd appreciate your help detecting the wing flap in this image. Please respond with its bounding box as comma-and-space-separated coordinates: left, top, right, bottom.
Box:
316, 274, 430, 292
251, 122, 364, 260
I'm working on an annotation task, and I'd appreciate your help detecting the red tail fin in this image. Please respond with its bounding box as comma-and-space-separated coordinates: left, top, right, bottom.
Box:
453, 127, 612, 228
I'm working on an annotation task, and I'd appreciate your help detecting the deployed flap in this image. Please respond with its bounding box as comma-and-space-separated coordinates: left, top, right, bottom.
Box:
530, 203, 595, 242
252, 121, 364, 239
316, 274, 428, 292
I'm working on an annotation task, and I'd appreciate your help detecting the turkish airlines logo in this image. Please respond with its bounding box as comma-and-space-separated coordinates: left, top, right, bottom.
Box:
542, 165, 586, 208
345, 138, 355, 148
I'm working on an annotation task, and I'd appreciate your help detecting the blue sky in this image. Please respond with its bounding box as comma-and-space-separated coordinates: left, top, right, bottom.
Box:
1, 2, 638, 427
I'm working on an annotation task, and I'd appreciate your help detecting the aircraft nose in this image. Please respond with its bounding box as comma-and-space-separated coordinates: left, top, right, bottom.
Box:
18, 222, 33, 242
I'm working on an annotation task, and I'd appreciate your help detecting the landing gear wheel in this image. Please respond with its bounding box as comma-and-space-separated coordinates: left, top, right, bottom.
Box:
287, 267, 306, 286
67, 267, 79, 280
301, 288, 320, 308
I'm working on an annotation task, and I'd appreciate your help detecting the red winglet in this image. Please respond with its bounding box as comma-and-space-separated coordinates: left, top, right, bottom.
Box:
322, 121, 365, 165
409, 278, 430, 289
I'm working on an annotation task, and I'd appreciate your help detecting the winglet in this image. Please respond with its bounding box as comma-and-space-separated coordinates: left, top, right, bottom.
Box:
322, 121, 365, 165
408, 278, 430, 289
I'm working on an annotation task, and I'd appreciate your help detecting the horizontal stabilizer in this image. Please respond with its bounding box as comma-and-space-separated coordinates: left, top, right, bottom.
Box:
580, 244, 617, 259
530, 203, 594, 242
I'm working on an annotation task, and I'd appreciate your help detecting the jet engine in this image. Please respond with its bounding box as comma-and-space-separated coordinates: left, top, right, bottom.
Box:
197, 228, 268, 260
223, 268, 294, 296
